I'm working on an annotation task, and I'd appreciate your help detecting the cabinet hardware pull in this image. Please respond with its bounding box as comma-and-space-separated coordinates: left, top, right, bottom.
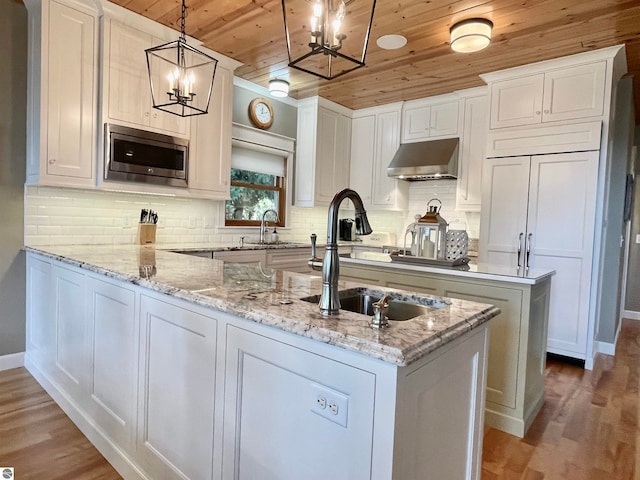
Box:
525, 233, 533, 273
535, 110, 541, 115
517, 232, 523, 273
48, 158, 56, 164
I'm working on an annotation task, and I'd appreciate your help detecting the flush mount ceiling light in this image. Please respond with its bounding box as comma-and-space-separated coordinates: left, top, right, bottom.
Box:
281, 0, 377, 80
449, 18, 493, 53
145, 0, 218, 117
376, 34, 407, 50
269, 78, 290, 97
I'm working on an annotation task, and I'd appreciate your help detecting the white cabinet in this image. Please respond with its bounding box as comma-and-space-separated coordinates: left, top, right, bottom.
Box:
223, 325, 376, 480
480, 151, 599, 359
137, 295, 218, 480
25, 0, 98, 187
401, 97, 460, 142
188, 64, 234, 199
488, 62, 606, 129
85, 276, 138, 452
51, 265, 87, 400
26, 255, 54, 366
350, 104, 408, 210
295, 98, 352, 207
456, 91, 487, 212
103, 18, 188, 137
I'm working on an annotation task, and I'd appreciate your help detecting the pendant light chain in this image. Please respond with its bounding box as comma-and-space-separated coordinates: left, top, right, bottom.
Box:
179, 0, 187, 42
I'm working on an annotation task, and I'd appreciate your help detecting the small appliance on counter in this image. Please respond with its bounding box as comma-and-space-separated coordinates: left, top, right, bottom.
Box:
339, 218, 355, 241
393, 199, 469, 267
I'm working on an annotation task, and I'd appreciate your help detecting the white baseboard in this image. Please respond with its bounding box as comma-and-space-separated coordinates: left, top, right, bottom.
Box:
622, 310, 640, 320
594, 341, 616, 356
0, 352, 25, 372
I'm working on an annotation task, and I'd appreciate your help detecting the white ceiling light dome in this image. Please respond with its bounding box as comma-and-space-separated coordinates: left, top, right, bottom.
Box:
450, 18, 493, 53
269, 78, 290, 98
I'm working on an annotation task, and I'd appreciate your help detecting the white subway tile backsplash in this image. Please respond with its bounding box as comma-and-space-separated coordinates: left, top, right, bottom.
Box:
24, 183, 480, 247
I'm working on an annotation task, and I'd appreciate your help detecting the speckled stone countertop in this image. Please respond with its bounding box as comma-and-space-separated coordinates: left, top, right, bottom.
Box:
25, 245, 500, 367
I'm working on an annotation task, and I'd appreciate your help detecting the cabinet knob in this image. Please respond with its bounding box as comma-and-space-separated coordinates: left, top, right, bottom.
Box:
48, 158, 56, 164
544, 109, 549, 114
144, 112, 150, 117
153, 113, 158, 118
535, 111, 541, 115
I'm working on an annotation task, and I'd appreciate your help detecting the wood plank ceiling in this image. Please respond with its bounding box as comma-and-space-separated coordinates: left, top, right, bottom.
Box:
113, 0, 640, 123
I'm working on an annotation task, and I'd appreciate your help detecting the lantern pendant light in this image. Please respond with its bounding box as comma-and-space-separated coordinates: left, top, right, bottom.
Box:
145, 0, 218, 117
281, 0, 377, 80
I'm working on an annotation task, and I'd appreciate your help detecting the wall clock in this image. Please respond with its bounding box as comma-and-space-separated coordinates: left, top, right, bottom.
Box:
248, 97, 274, 129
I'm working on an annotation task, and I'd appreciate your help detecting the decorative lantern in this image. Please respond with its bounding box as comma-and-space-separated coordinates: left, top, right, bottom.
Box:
145, 0, 217, 117
416, 199, 449, 260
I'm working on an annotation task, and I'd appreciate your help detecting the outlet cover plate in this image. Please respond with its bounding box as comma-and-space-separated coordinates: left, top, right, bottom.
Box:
310, 383, 349, 427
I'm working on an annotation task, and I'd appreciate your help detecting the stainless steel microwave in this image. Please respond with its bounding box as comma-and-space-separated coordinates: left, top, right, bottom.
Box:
104, 124, 189, 187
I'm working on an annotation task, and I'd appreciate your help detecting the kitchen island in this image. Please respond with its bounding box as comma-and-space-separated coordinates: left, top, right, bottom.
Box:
340, 255, 554, 437
25, 245, 499, 480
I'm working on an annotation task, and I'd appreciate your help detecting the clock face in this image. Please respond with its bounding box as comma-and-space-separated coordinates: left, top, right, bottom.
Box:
249, 98, 274, 129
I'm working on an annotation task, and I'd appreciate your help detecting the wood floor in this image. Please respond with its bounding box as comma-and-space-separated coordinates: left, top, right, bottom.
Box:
0, 319, 638, 479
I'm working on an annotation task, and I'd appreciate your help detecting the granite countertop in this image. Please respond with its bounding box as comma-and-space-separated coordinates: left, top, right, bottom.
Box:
25, 245, 500, 367
339, 255, 555, 285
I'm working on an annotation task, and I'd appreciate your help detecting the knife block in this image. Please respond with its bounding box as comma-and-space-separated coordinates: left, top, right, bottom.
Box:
138, 223, 157, 245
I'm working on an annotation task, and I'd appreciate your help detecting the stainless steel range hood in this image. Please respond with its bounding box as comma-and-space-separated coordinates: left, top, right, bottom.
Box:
387, 138, 459, 180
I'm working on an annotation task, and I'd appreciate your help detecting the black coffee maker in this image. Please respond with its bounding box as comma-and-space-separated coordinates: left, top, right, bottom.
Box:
339, 218, 354, 241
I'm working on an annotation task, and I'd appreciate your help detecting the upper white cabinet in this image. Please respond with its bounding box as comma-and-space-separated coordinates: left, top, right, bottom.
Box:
25, 0, 98, 188
350, 103, 408, 210
102, 17, 188, 137
188, 64, 235, 199
401, 96, 460, 142
485, 61, 606, 129
295, 97, 352, 207
456, 89, 488, 212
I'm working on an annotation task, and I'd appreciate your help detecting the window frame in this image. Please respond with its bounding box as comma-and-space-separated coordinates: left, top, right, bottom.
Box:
224, 172, 286, 227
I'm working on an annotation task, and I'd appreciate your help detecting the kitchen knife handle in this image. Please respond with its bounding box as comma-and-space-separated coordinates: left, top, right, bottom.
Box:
517, 232, 523, 272
525, 233, 532, 273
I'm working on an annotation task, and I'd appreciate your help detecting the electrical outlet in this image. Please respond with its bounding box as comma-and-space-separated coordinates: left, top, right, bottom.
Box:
123, 216, 131, 228
204, 216, 215, 228
310, 383, 348, 427
188, 216, 197, 229
636, 234, 640, 245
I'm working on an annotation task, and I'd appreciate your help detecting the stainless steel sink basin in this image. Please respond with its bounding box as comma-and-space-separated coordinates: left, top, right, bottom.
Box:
300, 288, 449, 321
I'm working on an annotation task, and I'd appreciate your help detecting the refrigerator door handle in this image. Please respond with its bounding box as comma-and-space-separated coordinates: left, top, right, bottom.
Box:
525, 233, 533, 273
517, 232, 524, 273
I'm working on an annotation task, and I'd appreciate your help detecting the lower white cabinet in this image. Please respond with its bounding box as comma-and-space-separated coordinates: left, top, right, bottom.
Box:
25, 252, 491, 480
85, 276, 138, 453
137, 295, 219, 480
222, 325, 376, 480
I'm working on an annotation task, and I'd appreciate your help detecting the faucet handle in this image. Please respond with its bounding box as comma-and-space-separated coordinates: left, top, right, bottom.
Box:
308, 233, 323, 271
370, 294, 392, 329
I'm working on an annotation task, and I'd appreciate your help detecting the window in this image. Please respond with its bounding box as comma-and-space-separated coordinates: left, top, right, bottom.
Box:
225, 145, 286, 226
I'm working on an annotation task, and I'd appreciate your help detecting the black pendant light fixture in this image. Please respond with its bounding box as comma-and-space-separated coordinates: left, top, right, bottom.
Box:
281, 0, 377, 80
145, 0, 218, 117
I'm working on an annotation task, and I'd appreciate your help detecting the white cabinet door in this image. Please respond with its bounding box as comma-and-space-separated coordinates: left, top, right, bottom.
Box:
401, 105, 431, 142
86, 276, 138, 452
527, 152, 598, 358
26, 255, 54, 367
223, 325, 375, 480
456, 95, 487, 212
46, 1, 96, 181
490, 74, 544, 129
371, 110, 401, 208
349, 115, 375, 206
188, 66, 233, 198
106, 20, 187, 136
315, 107, 350, 205
542, 62, 606, 123
479, 156, 530, 268
52, 264, 87, 400
137, 296, 218, 480
429, 101, 459, 137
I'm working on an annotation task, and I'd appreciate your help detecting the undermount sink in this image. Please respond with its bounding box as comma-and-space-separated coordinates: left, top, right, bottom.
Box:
300, 288, 449, 321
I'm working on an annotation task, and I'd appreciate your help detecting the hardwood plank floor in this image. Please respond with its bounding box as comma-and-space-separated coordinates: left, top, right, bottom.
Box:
482, 319, 640, 480
1, 319, 638, 479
